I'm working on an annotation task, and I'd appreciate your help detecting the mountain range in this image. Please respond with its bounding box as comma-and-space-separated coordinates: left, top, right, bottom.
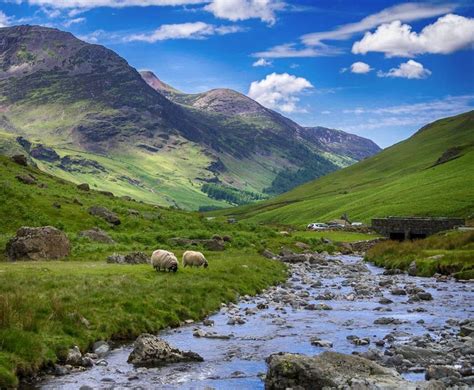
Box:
218, 111, 474, 224
0, 25, 380, 209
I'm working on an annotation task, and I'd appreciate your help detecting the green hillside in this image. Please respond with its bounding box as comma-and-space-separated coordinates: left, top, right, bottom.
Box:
213, 111, 474, 225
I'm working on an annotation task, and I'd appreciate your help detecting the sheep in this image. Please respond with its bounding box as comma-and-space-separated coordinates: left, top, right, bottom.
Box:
151, 249, 178, 272
182, 250, 208, 268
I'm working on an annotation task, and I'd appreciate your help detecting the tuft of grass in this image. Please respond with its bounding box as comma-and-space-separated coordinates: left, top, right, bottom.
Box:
365, 231, 474, 278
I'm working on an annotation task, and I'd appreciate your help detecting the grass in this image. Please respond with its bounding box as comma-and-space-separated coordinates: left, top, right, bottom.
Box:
0, 154, 332, 387
0, 251, 285, 388
365, 231, 474, 279
211, 111, 474, 225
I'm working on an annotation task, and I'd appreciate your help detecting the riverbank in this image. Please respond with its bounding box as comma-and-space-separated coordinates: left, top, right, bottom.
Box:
366, 230, 474, 279
0, 250, 286, 388
39, 254, 474, 389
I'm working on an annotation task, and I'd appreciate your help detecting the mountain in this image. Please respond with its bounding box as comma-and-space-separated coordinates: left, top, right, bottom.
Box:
213, 111, 474, 224
0, 25, 380, 209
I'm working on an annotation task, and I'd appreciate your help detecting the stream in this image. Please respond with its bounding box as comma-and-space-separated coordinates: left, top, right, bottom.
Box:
40, 255, 474, 389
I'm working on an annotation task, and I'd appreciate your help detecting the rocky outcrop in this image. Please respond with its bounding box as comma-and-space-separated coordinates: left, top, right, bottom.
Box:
6, 226, 70, 260
107, 251, 149, 264
265, 351, 439, 390
16, 174, 37, 185
79, 228, 114, 244
30, 145, 60, 162
127, 334, 203, 367
88, 206, 121, 225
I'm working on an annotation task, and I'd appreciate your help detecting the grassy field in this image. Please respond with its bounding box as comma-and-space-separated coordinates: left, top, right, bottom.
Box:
211, 111, 474, 225
0, 251, 285, 388
0, 154, 342, 387
365, 231, 474, 279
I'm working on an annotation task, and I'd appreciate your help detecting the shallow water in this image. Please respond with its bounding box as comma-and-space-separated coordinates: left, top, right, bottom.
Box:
40, 255, 474, 389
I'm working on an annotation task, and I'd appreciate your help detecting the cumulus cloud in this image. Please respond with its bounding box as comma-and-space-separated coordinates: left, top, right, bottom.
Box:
252, 3, 454, 58
349, 61, 372, 74
301, 3, 455, 46
252, 58, 272, 67
0, 11, 11, 27
248, 72, 313, 113
204, 0, 285, 25
125, 22, 244, 42
377, 60, 431, 79
353, 14, 474, 57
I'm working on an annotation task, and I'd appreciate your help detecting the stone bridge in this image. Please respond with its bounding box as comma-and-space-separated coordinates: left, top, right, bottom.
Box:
371, 217, 465, 240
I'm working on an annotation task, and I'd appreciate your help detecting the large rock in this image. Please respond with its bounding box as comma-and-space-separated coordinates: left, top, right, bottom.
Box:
88, 206, 121, 225
107, 251, 149, 264
6, 226, 70, 260
16, 174, 36, 185
265, 351, 438, 390
127, 334, 203, 367
265, 351, 439, 390
11, 154, 28, 166
79, 227, 115, 244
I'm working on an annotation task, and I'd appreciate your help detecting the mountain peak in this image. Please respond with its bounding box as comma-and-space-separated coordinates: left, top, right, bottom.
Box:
139, 70, 179, 94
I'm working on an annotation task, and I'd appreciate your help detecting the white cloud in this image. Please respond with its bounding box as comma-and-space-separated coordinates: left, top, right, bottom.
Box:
302, 3, 455, 46
321, 110, 331, 115
125, 22, 244, 42
252, 58, 272, 67
253, 42, 342, 58
247, 72, 313, 113
204, 0, 285, 25
253, 3, 456, 59
63, 17, 86, 27
353, 14, 474, 57
377, 60, 431, 79
21, 0, 206, 8
350, 61, 372, 74
0, 11, 11, 27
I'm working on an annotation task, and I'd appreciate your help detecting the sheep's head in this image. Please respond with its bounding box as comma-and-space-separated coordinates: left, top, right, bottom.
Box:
170, 263, 178, 272
203, 259, 209, 268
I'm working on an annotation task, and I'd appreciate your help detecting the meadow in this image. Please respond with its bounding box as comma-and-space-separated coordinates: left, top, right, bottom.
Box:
365, 230, 474, 279
0, 154, 374, 387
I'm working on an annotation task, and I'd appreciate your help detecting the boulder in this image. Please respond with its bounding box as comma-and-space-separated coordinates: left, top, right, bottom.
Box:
265, 351, 426, 390
408, 261, 418, 276
16, 174, 37, 185
77, 183, 90, 191
11, 154, 28, 166
426, 365, 461, 381
127, 334, 203, 367
6, 226, 70, 261
98, 190, 114, 197
202, 239, 225, 251
79, 228, 115, 244
65, 346, 82, 366
88, 206, 121, 225
107, 251, 149, 264
93, 341, 110, 357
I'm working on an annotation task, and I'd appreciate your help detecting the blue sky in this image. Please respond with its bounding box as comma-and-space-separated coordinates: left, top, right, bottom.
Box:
0, 0, 473, 147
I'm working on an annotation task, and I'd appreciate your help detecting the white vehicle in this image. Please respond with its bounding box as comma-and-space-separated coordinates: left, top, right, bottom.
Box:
351, 222, 363, 227
307, 223, 328, 230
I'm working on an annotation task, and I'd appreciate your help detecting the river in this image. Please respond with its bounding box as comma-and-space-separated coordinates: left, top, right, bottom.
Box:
40, 255, 474, 389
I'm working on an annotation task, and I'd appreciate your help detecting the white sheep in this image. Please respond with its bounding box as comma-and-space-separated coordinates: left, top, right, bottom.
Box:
182, 250, 208, 268
151, 249, 178, 272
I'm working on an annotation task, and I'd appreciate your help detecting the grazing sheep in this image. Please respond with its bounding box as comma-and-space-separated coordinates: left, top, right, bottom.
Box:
151, 249, 178, 272
182, 250, 208, 268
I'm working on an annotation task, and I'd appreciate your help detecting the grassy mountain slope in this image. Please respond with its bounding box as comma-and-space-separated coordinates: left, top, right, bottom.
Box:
141, 71, 381, 195
212, 111, 474, 225
0, 154, 297, 387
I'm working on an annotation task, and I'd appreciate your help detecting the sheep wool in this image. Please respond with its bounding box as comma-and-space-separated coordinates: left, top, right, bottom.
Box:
182, 250, 208, 268
151, 249, 178, 272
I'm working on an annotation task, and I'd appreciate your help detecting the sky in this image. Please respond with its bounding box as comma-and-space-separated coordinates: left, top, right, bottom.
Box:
0, 0, 473, 147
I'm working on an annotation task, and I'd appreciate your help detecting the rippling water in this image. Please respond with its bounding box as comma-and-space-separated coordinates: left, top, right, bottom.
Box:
40, 255, 474, 389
